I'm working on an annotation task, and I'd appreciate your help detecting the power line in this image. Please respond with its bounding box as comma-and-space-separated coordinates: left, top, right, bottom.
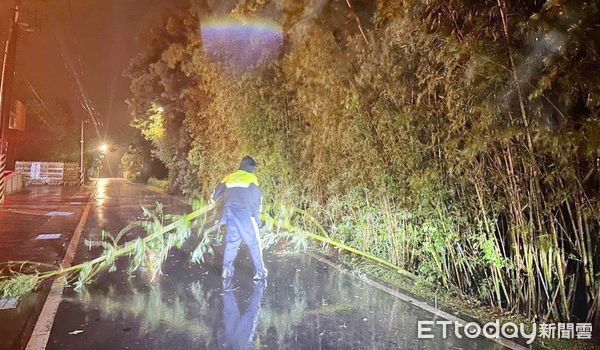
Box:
0, 50, 56, 130
16, 74, 55, 130
61, 0, 104, 131
41, 0, 104, 140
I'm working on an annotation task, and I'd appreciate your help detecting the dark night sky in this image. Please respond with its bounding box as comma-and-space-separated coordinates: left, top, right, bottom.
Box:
0, 0, 188, 148
1, 0, 372, 174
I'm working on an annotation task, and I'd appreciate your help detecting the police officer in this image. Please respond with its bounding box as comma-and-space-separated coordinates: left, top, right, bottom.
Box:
213, 156, 268, 280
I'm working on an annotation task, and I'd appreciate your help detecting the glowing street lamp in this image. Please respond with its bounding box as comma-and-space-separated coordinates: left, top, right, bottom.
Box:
99, 143, 109, 154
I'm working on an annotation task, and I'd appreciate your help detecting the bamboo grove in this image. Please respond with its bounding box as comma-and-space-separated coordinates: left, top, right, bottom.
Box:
123, 0, 599, 324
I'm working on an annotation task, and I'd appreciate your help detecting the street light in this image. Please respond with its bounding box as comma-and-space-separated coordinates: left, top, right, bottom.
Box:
99, 143, 109, 154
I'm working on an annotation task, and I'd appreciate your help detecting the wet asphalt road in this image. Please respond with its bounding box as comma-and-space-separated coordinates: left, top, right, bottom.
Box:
45, 179, 504, 349
0, 185, 90, 350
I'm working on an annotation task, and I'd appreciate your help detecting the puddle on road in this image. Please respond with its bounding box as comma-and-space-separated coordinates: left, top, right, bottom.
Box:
48, 252, 505, 350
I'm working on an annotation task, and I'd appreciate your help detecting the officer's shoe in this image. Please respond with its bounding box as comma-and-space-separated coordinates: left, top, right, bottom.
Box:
253, 279, 268, 288
252, 269, 268, 281
221, 268, 234, 279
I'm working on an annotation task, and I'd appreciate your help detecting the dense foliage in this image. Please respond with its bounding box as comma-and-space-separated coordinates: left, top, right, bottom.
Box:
121, 133, 168, 182
126, 0, 599, 324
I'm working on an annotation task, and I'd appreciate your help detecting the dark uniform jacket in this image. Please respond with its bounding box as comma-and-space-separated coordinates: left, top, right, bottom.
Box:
212, 170, 263, 226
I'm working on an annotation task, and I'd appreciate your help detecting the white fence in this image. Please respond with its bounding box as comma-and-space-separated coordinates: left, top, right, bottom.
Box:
4, 171, 23, 194
15, 161, 81, 186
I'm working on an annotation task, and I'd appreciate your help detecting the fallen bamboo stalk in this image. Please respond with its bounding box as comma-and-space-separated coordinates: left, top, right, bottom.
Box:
1, 202, 417, 299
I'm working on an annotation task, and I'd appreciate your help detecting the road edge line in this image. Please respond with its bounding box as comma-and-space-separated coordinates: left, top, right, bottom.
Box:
25, 192, 94, 350
129, 180, 189, 205
307, 252, 529, 350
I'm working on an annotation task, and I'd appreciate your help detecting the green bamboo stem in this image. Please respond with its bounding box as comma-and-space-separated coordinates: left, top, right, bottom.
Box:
291, 207, 331, 238
37, 204, 215, 281
0, 261, 58, 271
4, 201, 418, 298
261, 213, 417, 280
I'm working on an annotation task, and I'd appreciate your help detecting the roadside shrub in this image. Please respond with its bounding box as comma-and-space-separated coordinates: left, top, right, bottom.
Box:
147, 178, 170, 193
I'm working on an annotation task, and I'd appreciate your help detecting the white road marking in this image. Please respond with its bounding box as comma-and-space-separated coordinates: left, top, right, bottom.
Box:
3, 209, 48, 216
0, 298, 18, 310
46, 211, 74, 217
35, 234, 62, 240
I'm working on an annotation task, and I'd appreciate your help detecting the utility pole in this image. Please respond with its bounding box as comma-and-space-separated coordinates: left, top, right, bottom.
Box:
80, 119, 86, 185
0, 2, 21, 204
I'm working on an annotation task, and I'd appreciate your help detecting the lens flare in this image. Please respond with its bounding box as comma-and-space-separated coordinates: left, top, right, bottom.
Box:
201, 16, 283, 70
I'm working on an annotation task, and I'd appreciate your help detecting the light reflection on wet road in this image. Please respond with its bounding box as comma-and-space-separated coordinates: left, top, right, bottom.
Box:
47, 179, 504, 349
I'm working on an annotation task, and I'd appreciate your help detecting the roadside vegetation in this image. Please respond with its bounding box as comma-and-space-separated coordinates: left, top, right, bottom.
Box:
147, 177, 170, 192
123, 0, 599, 330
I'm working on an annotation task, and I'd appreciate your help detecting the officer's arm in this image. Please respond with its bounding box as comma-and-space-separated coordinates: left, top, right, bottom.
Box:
254, 187, 263, 227
212, 182, 225, 203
